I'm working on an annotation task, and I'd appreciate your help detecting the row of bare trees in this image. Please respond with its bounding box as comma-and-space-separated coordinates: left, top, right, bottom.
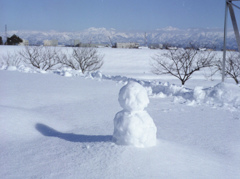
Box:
1, 45, 239, 84
151, 47, 240, 85
1, 46, 104, 74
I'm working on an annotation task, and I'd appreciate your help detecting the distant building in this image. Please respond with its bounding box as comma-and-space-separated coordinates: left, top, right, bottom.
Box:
198, 48, 207, 51
43, 40, 51, 46
74, 40, 81, 46
167, 46, 178, 50
19, 39, 29, 46
149, 43, 163, 49
207, 48, 214, 51
44, 39, 58, 46
114, 42, 139, 49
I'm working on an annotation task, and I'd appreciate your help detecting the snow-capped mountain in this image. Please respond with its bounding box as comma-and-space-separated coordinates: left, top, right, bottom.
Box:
1, 27, 238, 50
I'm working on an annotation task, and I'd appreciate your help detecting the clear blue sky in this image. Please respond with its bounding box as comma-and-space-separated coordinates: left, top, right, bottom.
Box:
0, 0, 239, 32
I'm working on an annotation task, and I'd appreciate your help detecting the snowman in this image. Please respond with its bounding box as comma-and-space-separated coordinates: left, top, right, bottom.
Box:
113, 81, 157, 148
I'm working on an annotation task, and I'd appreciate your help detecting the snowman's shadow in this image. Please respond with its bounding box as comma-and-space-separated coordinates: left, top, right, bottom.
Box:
35, 123, 112, 143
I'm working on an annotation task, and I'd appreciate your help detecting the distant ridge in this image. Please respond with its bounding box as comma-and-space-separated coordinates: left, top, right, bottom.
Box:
1, 27, 238, 50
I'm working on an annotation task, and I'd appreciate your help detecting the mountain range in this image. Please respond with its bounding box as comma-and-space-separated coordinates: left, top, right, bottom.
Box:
1, 27, 238, 50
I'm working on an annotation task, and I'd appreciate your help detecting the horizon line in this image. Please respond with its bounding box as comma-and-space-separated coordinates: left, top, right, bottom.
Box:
0, 26, 231, 33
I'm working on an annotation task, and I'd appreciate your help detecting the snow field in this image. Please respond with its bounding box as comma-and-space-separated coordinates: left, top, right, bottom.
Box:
0, 46, 240, 178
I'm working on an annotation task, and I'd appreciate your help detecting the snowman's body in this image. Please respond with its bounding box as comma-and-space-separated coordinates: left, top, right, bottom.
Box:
113, 81, 157, 148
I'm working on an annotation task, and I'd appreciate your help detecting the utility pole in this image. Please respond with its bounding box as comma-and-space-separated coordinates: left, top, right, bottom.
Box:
5, 24, 8, 45
222, 0, 240, 82
144, 32, 147, 47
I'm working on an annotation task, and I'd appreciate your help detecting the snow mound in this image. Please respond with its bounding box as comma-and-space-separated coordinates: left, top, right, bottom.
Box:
193, 86, 206, 102
148, 81, 240, 109
6, 66, 17, 71
204, 83, 240, 108
118, 81, 149, 111
113, 81, 157, 148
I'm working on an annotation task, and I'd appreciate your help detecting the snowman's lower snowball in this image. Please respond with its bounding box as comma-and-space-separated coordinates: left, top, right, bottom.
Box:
113, 110, 157, 147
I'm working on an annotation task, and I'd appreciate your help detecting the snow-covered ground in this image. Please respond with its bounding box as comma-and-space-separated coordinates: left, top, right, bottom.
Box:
0, 46, 240, 178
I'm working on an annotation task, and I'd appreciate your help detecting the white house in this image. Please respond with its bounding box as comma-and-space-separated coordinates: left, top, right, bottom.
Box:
149, 43, 163, 49
44, 39, 58, 46
115, 42, 139, 49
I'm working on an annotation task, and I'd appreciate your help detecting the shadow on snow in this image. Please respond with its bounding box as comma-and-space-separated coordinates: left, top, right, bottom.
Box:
35, 123, 112, 143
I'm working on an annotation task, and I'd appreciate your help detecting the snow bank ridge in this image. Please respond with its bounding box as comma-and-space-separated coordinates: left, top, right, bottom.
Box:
91, 71, 240, 110
1, 65, 240, 109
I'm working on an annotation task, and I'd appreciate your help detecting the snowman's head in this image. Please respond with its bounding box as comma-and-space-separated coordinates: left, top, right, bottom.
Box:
118, 81, 149, 111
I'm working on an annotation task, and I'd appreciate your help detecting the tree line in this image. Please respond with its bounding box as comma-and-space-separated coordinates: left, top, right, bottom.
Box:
0, 46, 104, 74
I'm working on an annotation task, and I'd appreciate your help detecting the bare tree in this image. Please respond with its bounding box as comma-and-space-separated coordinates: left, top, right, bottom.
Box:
0, 52, 22, 66
202, 65, 219, 81
56, 49, 76, 69
59, 47, 104, 74
19, 46, 61, 71
151, 48, 215, 85
216, 52, 240, 84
